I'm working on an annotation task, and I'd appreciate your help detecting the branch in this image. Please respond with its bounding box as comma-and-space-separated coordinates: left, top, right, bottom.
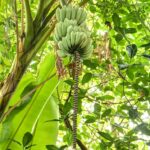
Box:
41, 6, 58, 30
24, 0, 34, 51
14, 0, 19, 59
33, 0, 45, 33
19, 0, 25, 53
112, 66, 127, 81
43, 0, 56, 17
23, 19, 56, 64
21, 0, 25, 36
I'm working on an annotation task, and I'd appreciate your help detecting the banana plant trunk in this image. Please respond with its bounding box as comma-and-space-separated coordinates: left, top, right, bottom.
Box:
0, 56, 28, 116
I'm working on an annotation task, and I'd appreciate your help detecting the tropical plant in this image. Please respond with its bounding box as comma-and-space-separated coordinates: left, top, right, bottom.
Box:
0, 0, 150, 150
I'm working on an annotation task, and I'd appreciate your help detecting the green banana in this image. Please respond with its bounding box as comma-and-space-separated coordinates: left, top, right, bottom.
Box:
62, 37, 69, 51
66, 5, 72, 20
82, 53, 92, 59
73, 26, 79, 32
66, 35, 71, 50
78, 11, 87, 25
56, 8, 61, 21
76, 8, 83, 24
60, 7, 66, 21
64, 36, 71, 51
71, 6, 77, 20
61, 22, 67, 37
79, 32, 87, 43
58, 41, 63, 51
54, 31, 60, 42
74, 32, 81, 46
80, 38, 91, 49
71, 32, 76, 47
54, 4, 92, 59
82, 45, 93, 59
67, 25, 73, 34
84, 40, 92, 51
84, 44, 93, 54
56, 23, 62, 39
57, 50, 66, 57
66, 34, 72, 50
74, 7, 79, 21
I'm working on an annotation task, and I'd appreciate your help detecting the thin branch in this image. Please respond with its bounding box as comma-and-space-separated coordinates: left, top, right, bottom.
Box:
21, 0, 25, 36
23, 19, 56, 64
33, 0, 45, 33
34, 0, 45, 21
14, 0, 19, 59
122, 81, 133, 106
24, 0, 34, 51
112, 66, 127, 81
43, 0, 56, 17
41, 6, 58, 30
65, 86, 72, 104
19, 0, 25, 54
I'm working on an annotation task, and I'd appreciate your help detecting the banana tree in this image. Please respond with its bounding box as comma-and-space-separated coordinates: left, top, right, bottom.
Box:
0, 0, 88, 149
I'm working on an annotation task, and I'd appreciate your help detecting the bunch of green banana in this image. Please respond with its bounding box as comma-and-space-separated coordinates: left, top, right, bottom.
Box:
57, 31, 92, 59
56, 5, 87, 25
54, 19, 77, 42
54, 4, 93, 59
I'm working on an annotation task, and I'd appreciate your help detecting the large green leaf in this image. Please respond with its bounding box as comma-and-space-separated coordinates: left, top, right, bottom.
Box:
0, 73, 34, 148
0, 52, 60, 150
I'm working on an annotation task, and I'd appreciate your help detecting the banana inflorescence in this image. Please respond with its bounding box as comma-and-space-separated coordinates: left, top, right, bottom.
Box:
54, 4, 92, 149
54, 4, 93, 59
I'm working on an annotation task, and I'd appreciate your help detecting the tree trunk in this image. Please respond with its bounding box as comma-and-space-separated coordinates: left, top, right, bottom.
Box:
0, 56, 27, 116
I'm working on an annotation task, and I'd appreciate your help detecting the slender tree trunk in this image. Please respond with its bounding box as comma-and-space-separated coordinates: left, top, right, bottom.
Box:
0, 56, 27, 116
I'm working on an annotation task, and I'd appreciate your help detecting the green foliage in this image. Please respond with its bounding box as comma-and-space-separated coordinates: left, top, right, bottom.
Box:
82, 72, 92, 84
22, 132, 33, 148
0, 0, 150, 149
126, 44, 137, 58
0, 52, 60, 149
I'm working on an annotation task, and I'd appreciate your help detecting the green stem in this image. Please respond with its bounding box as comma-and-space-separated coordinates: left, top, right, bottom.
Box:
43, 0, 56, 17
33, 0, 45, 33
24, 0, 34, 51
